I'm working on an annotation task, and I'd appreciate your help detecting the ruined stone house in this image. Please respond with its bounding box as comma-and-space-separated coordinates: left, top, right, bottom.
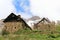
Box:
34, 18, 55, 32
3, 13, 31, 33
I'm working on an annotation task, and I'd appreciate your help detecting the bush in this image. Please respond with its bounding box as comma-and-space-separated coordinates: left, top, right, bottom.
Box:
2, 30, 9, 35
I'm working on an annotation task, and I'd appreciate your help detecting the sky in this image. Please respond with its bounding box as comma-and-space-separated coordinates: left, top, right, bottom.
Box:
13, 0, 32, 18
0, 0, 60, 22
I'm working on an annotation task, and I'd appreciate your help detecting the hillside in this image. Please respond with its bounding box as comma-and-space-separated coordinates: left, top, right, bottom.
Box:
27, 16, 40, 21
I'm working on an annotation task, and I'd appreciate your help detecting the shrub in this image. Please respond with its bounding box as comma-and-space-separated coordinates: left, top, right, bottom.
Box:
2, 30, 9, 35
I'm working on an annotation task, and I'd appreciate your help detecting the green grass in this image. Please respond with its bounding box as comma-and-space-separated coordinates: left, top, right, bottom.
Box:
0, 33, 60, 40
0, 25, 60, 40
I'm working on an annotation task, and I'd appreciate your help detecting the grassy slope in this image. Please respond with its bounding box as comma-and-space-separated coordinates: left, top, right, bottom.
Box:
0, 25, 60, 40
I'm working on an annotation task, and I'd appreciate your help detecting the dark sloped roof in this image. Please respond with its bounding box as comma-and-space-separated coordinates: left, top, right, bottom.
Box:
3, 13, 22, 22
36, 18, 51, 25
3, 13, 32, 30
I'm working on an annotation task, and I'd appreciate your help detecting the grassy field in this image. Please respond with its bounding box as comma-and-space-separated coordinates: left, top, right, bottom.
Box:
0, 25, 60, 40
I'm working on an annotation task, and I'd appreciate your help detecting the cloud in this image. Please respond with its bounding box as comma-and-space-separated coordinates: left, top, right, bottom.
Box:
0, 0, 16, 19
13, 0, 32, 19
0, 0, 60, 21
30, 0, 60, 21
0, 0, 32, 20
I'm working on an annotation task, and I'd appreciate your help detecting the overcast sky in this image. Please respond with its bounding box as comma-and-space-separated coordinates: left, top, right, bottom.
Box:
0, 0, 60, 21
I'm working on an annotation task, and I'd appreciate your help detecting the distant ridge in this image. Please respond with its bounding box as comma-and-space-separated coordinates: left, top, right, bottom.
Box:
27, 16, 40, 21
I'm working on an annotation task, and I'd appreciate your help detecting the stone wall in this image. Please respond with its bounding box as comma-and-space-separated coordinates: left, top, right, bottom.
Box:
34, 22, 55, 32
4, 22, 25, 33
